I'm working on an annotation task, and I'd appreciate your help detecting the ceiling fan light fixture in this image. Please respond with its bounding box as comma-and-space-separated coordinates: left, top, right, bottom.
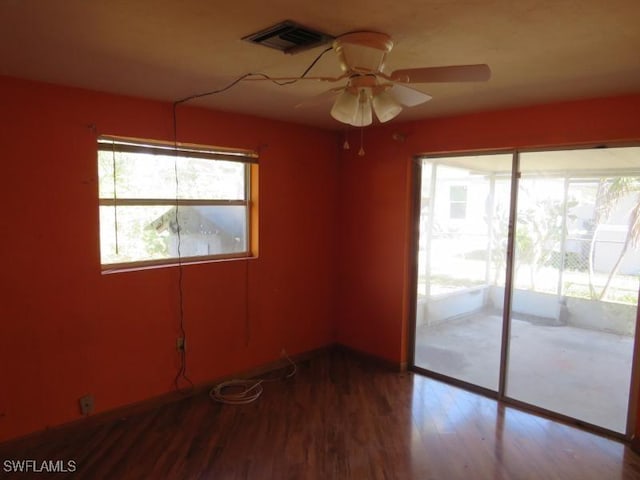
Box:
372, 91, 403, 123
350, 89, 373, 127
330, 90, 359, 124
242, 31, 491, 128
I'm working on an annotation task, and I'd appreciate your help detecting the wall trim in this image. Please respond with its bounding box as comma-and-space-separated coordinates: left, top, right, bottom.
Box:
0, 345, 331, 449
334, 343, 407, 372
1, 343, 409, 449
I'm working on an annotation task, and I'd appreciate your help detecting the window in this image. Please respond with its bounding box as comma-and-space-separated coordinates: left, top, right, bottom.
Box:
97, 137, 257, 269
449, 185, 467, 219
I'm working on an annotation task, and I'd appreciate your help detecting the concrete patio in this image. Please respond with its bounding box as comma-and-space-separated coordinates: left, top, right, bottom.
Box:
414, 313, 635, 433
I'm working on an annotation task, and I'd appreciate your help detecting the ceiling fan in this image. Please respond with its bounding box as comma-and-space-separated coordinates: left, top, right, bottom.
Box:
246, 31, 491, 127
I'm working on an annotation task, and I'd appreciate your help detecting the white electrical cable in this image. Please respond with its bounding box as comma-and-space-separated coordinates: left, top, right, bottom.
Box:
209, 352, 297, 405
210, 379, 264, 405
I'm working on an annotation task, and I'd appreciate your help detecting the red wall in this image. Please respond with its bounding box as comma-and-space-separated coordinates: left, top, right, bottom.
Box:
336, 94, 640, 365
3, 74, 640, 443
0, 76, 339, 442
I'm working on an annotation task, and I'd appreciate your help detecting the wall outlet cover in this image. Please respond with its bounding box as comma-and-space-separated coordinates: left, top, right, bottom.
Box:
79, 394, 94, 416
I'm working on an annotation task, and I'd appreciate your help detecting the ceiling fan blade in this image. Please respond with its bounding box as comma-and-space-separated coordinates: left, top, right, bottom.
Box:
388, 84, 432, 107
390, 64, 491, 83
295, 88, 343, 108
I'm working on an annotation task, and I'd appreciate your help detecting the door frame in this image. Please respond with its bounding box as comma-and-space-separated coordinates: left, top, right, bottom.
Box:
407, 143, 640, 442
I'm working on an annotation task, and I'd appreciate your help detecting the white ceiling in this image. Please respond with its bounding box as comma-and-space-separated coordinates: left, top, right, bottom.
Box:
2, 0, 639, 130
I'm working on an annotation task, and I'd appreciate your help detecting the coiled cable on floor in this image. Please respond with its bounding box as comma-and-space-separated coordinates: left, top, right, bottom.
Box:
210, 379, 264, 405
209, 352, 297, 405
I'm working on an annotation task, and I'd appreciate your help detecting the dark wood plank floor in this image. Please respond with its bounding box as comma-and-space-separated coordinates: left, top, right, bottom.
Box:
2, 350, 640, 479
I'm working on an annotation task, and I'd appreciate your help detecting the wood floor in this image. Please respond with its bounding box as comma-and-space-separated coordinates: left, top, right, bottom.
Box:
2, 349, 640, 479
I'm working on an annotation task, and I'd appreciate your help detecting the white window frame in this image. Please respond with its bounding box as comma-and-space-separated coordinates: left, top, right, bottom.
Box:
449, 184, 468, 219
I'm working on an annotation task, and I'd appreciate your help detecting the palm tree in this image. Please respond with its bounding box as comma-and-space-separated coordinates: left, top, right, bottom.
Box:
589, 177, 640, 301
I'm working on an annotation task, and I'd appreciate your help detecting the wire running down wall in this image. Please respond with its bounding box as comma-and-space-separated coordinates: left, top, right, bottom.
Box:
0, 75, 339, 443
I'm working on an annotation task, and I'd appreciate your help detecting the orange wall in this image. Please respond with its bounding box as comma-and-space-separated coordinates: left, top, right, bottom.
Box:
0, 76, 339, 442
336, 94, 640, 365
3, 74, 640, 443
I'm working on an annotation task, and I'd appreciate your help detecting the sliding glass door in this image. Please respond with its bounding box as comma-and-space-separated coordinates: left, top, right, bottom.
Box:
506, 148, 640, 433
413, 146, 640, 435
414, 154, 513, 391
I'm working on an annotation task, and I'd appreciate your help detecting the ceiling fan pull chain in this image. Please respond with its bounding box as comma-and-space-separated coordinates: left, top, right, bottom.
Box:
358, 127, 365, 156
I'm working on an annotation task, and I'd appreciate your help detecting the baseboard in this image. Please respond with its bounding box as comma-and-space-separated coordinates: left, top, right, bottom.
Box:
2, 344, 405, 449
0, 345, 331, 449
334, 343, 407, 372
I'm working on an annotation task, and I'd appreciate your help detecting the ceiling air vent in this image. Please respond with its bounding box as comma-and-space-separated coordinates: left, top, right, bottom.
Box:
243, 21, 333, 54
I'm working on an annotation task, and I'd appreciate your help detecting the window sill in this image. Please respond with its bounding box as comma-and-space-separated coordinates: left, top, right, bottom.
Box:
101, 254, 257, 275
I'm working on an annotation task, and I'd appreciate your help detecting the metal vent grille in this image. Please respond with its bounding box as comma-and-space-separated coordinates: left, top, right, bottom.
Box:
243, 21, 333, 54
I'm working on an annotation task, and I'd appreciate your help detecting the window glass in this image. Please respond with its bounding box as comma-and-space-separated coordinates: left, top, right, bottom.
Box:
98, 138, 254, 268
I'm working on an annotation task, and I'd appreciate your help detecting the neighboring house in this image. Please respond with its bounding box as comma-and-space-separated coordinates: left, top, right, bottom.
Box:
423, 171, 640, 276
149, 206, 245, 257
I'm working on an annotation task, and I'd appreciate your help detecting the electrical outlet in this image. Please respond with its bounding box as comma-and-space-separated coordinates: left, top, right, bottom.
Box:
79, 394, 94, 416
176, 337, 186, 352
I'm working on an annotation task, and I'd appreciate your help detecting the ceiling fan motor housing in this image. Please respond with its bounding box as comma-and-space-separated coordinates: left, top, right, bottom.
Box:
333, 32, 393, 74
